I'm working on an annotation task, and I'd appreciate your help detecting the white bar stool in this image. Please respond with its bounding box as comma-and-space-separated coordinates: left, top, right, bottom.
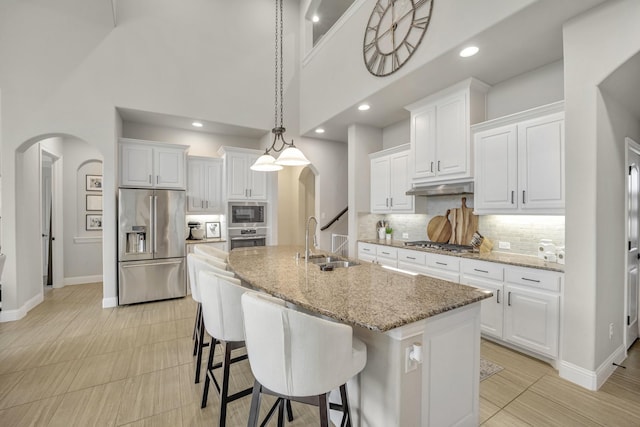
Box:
241, 292, 367, 427
194, 245, 229, 262
198, 271, 254, 426
186, 253, 235, 384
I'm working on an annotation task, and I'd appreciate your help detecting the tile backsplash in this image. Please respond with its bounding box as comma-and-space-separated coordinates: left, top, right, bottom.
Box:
358, 195, 565, 257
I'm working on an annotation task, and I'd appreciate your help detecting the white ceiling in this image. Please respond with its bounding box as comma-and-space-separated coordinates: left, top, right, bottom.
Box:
117, 108, 267, 139
600, 51, 640, 120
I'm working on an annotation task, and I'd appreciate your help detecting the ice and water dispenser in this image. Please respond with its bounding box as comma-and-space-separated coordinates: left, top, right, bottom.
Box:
126, 226, 147, 254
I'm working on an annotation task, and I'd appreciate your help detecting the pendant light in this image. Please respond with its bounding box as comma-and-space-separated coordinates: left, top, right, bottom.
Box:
251, 0, 310, 172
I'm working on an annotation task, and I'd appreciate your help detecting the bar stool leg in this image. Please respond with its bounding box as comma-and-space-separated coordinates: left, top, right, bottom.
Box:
194, 315, 207, 383
286, 399, 294, 422
318, 392, 330, 427
218, 342, 233, 427
248, 381, 262, 427
339, 384, 351, 427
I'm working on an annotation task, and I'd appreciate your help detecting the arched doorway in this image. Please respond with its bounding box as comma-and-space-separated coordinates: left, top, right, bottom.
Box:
15, 134, 104, 310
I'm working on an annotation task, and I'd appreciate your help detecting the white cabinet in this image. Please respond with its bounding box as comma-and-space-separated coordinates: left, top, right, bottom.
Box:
187, 157, 223, 213
357, 242, 398, 267
503, 266, 561, 358
397, 248, 460, 281
461, 259, 561, 359
119, 139, 187, 189
460, 260, 504, 339
219, 147, 268, 201
406, 78, 489, 184
473, 102, 565, 214
370, 145, 413, 213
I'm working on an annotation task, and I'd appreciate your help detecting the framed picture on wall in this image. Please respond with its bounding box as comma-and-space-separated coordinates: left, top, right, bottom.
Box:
86, 214, 103, 231
206, 222, 221, 239
86, 194, 102, 211
86, 175, 103, 191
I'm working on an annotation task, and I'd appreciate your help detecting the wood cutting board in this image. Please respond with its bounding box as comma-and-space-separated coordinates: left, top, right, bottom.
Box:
449, 197, 479, 245
427, 209, 452, 243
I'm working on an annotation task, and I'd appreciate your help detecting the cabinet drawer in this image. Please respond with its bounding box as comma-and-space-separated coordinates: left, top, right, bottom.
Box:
376, 246, 398, 260
505, 267, 561, 292
461, 259, 504, 281
398, 249, 426, 265
358, 243, 376, 255
425, 253, 459, 272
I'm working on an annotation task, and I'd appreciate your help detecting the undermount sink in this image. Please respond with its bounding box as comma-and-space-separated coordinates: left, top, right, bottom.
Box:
305, 255, 359, 269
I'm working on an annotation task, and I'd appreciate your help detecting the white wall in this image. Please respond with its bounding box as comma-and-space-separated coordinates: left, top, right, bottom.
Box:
382, 119, 410, 150
122, 122, 262, 157
562, 0, 640, 379
486, 60, 564, 120
348, 124, 382, 256
62, 137, 103, 281
299, 0, 535, 133
0, 0, 302, 312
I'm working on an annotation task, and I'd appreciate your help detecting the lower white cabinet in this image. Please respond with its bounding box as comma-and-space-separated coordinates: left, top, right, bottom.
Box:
461, 259, 561, 359
359, 242, 563, 360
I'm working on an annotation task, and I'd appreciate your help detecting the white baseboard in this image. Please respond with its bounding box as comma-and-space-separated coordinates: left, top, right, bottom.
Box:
63, 275, 103, 286
0, 292, 44, 322
559, 344, 626, 390
102, 297, 118, 308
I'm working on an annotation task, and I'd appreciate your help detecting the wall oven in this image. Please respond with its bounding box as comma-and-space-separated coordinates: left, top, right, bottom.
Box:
229, 228, 267, 250
229, 202, 267, 228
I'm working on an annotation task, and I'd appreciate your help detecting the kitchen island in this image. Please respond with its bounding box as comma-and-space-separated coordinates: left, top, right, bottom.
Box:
228, 246, 491, 427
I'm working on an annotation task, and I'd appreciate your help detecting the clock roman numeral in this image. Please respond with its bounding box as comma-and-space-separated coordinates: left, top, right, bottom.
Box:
374, 2, 386, 16
377, 54, 387, 75
364, 40, 376, 53
413, 0, 430, 9
403, 40, 416, 55
412, 16, 431, 30
392, 52, 400, 71
367, 50, 380, 70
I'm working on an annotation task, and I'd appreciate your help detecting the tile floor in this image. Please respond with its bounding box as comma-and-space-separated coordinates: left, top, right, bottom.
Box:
0, 283, 638, 426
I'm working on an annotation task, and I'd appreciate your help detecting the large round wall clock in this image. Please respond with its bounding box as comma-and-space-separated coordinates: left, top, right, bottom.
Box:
363, 0, 434, 77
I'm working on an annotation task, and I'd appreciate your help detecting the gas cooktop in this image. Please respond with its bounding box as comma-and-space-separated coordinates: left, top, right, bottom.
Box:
404, 241, 475, 253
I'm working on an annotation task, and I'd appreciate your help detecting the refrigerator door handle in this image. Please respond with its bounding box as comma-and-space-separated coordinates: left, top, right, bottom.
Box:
121, 260, 182, 268
153, 195, 158, 254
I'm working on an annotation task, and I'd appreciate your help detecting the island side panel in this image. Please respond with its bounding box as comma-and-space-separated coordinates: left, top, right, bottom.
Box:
351, 302, 481, 427
422, 302, 481, 427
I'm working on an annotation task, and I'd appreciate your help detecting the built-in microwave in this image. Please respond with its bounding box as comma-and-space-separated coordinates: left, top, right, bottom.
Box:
229, 202, 267, 228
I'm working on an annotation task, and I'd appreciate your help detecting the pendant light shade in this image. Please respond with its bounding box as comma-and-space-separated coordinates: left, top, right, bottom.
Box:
274, 146, 310, 166
251, 153, 284, 171
249, 0, 309, 172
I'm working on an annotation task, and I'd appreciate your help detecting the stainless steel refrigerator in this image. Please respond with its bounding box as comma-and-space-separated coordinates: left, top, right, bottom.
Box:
118, 188, 186, 305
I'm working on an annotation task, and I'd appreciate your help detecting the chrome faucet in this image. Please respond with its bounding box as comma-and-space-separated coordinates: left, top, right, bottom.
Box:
305, 216, 318, 261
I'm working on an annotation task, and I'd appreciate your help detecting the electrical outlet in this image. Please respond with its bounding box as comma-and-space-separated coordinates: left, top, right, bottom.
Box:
405, 346, 418, 373
609, 323, 614, 340
402, 232, 409, 239
498, 241, 511, 250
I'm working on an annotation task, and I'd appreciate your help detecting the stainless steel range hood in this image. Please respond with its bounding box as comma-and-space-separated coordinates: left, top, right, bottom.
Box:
406, 182, 474, 197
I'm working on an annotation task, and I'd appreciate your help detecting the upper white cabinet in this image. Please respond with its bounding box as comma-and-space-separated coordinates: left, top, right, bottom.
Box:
119, 138, 187, 189
219, 147, 268, 201
370, 144, 413, 213
187, 156, 224, 213
473, 102, 565, 214
406, 78, 489, 184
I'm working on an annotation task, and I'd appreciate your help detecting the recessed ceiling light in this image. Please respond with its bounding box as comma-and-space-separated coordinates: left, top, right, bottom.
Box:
459, 46, 479, 58
192, 121, 203, 128
358, 104, 370, 111
312, 15, 319, 23
315, 128, 325, 134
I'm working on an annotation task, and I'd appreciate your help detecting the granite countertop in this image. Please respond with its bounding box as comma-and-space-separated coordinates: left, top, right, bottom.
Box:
185, 238, 227, 244
359, 239, 565, 273
227, 245, 491, 332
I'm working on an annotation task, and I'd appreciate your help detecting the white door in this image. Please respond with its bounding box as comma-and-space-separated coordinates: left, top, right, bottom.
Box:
370, 157, 390, 213
227, 152, 248, 200
247, 154, 268, 200
517, 113, 565, 210
389, 152, 412, 212
204, 159, 224, 211
626, 140, 640, 348
120, 143, 154, 187
474, 125, 518, 211
41, 159, 52, 285
504, 285, 559, 358
187, 159, 204, 212
412, 105, 437, 179
154, 146, 185, 189
460, 276, 504, 339
436, 93, 467, 177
